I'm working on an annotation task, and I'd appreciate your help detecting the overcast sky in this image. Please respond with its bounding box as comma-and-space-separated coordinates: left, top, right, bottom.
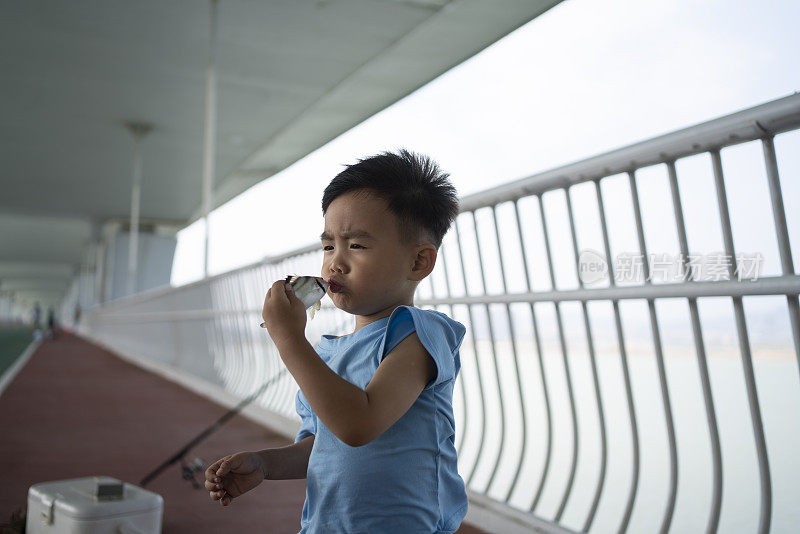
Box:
171, 0, 800, 286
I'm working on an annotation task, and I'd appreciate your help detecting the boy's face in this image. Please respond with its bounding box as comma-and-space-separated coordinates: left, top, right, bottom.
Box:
320, 190, 425, 319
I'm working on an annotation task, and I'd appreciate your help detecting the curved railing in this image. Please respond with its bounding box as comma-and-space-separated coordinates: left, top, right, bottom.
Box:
79, 93, 800, 533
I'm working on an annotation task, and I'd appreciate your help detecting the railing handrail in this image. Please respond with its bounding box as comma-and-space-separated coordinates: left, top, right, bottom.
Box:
91, 274, 800, 324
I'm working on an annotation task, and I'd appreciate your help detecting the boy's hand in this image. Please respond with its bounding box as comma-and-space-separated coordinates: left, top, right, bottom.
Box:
204, 452, 266, 507
261, 280, 307, 346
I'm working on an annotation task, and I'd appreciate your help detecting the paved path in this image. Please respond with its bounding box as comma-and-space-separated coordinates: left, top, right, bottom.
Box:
0, 331, 484, 533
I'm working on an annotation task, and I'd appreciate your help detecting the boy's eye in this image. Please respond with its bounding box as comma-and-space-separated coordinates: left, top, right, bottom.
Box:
321, 243, 364, 251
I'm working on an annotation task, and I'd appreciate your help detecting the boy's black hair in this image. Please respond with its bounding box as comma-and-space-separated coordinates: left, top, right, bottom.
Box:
321, 149, 459, 249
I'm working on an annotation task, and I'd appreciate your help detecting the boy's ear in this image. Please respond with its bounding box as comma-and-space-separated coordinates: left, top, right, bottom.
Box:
409, 244, 437, 281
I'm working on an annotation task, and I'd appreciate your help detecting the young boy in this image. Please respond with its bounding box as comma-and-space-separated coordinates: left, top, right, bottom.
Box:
204, 149, 468, 533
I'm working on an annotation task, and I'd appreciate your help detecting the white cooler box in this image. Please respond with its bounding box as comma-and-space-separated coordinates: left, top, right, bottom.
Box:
27, 476, 163, 534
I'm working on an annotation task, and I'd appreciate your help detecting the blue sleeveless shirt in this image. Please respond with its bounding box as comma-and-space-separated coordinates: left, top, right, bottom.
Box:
294, 305, 468, 533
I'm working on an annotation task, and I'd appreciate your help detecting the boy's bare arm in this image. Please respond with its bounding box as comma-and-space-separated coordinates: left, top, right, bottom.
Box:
258, 434, 315, 480
277, 332, 434, 447
359, 332, 436, 445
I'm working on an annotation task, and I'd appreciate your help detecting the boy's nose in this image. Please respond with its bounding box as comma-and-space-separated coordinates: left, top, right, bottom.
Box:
327, 253, 346, 274
328, 261, 344, 274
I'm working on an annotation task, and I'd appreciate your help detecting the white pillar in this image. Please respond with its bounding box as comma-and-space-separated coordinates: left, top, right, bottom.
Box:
201, 0, 219, 279
124, 122, 152, 297
105, 224, 117, 302
128, 130, 142, 296
95, 238, 105, 305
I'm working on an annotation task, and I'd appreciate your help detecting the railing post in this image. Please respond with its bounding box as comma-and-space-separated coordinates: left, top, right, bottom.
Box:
595, 179, 640, 534
761, 136, 800, 376
563, 186, 608, 532
201, 0, 219, 280
710, 148, 771, 534
665, 159, 722, 534
627, 170, 678, 534
537, 194, 579, 522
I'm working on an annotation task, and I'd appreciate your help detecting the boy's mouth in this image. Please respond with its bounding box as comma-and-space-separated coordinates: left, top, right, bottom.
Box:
328, 280, 343, 293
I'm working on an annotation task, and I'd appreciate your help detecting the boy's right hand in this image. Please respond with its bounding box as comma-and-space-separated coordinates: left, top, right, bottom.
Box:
204, 452, 267, 506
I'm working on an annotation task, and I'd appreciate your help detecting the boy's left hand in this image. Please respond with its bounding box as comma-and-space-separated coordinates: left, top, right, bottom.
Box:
262, 280, 307, 346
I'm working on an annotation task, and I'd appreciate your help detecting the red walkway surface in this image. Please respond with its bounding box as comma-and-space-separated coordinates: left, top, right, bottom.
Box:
0, 332, 485, 533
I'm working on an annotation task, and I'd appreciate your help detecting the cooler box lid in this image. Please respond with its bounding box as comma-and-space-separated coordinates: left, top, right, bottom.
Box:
28, 476, 163, 521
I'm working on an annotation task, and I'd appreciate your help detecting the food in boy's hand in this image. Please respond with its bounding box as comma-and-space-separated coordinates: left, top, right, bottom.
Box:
259, 275, 329, 327
286, 275, 329, 310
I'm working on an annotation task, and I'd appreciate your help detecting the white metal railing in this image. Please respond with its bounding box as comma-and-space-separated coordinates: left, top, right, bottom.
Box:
80, 93, 800, 533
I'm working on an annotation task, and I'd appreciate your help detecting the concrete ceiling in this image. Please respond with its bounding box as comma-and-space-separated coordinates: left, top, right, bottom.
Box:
0, 0, 563, 307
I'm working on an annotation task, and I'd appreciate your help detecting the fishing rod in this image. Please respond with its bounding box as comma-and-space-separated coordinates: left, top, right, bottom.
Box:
140, 368, 289, 488
141, 275, 332, 488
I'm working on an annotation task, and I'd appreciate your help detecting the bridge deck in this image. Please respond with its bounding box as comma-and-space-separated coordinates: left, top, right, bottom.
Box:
0, 331, 483, 533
